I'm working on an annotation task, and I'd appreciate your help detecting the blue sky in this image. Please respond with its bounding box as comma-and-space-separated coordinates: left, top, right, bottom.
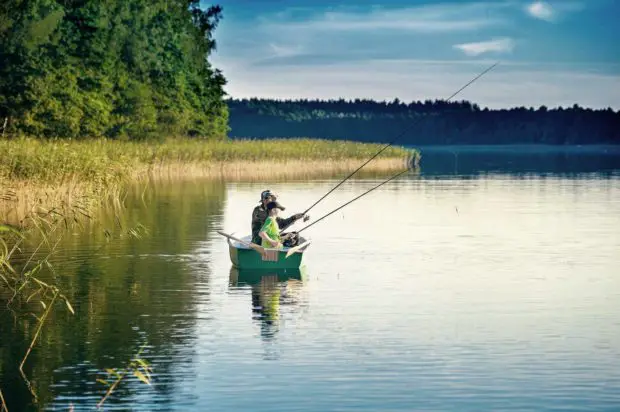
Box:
206, 0, 619, 109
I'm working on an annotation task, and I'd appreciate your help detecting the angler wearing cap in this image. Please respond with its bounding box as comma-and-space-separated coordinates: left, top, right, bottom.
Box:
251, 190, 307, 246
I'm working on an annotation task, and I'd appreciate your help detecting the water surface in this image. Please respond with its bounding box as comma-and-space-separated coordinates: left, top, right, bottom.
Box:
1, 148, 620, 411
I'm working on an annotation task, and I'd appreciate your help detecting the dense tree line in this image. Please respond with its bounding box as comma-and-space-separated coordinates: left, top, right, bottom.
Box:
228, 98, 620, 145
0, 1, 228, 139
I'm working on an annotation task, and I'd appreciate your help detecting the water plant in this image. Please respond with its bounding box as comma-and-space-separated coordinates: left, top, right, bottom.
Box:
96, 344, 153, 409
1, 192, 150, 409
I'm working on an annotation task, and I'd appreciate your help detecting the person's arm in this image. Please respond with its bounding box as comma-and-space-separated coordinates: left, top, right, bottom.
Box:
259, 230, 280, 248
251, 207, 263, 226
251, 207, 265, 243
277, 213, 305, 231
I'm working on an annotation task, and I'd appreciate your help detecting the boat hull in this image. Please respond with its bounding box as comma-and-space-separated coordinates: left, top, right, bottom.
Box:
227, 235, 309, 270
229, 266, 307, 286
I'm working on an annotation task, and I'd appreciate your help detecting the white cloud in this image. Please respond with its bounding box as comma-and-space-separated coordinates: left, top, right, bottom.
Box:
526, 1, 555, 21
453, 38, 516, 56
268, 43, 303, 58
261, 3, 509, 33
526, 1, 585, 21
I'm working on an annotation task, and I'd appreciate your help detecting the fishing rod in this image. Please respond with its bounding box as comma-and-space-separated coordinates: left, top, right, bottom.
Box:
300, 61, 499, 217
297, 167, 412, 234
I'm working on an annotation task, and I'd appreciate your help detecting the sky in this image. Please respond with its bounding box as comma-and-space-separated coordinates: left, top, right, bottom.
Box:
205, 0, 620, 109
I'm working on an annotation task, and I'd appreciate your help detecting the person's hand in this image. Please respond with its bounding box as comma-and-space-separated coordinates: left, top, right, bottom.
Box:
303, 214, 310, 222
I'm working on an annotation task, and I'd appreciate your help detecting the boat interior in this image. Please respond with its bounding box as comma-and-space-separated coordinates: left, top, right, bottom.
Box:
230, 234, 309, 251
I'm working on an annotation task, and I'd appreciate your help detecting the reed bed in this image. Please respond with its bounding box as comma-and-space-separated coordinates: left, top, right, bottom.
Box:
144, 158, 412, 181
1, 137, 418, 225
1, 138, 415, 180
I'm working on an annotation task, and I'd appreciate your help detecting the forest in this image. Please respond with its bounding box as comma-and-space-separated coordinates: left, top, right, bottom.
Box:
0, 0, 228, 139
227, 98, 620, 145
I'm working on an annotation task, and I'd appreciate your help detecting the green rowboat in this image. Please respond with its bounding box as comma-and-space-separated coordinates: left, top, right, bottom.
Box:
219, 232, 311, 270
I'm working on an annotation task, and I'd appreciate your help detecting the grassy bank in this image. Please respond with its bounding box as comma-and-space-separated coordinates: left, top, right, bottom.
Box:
1, 137, 418, 225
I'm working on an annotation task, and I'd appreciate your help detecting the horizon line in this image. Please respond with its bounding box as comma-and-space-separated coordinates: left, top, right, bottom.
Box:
223, 96, 620, 111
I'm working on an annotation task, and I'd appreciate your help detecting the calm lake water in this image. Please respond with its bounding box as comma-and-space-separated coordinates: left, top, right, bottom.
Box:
2, 147, 620, 411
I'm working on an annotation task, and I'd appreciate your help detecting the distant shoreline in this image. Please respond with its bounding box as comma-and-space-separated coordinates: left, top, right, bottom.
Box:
227, 99, 620, 145
413, 144, 620, 153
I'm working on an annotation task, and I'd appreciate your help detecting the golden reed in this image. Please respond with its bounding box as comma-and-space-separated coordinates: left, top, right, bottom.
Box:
1, 138, 418, 226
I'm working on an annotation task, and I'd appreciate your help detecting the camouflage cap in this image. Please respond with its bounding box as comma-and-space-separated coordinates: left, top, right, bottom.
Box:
260, 190, 273, 201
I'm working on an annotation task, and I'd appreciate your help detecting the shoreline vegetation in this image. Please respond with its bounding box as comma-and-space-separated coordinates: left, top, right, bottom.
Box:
1, 137, 418, 226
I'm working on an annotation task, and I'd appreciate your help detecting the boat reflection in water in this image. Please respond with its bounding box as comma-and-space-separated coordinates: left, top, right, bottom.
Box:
229, 266, 308, 344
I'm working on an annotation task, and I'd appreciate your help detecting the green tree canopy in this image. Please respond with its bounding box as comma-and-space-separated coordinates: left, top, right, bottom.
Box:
0, 0, 228, 139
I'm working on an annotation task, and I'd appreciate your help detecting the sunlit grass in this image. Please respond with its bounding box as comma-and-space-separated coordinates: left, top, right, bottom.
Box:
1, 138, 418, 225
1, 137, 416, 183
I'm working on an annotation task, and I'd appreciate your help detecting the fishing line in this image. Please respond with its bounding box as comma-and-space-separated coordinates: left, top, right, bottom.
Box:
296, 167, 411, 234
300, 61, 499, 217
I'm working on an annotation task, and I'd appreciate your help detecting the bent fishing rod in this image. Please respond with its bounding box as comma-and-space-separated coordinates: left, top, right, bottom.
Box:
300, 61, 499, 217
296, 167, 412, 234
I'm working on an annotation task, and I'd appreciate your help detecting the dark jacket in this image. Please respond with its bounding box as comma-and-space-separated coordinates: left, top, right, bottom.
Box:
251, 204, 297, 244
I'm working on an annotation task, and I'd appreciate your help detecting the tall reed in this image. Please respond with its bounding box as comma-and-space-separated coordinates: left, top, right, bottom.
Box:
1, 137, 418, 226
0, 193, 150, 409
1, 137, 415, 183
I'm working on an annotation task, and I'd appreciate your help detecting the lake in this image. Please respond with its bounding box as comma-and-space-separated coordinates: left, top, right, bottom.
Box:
2, 147, 620, 411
